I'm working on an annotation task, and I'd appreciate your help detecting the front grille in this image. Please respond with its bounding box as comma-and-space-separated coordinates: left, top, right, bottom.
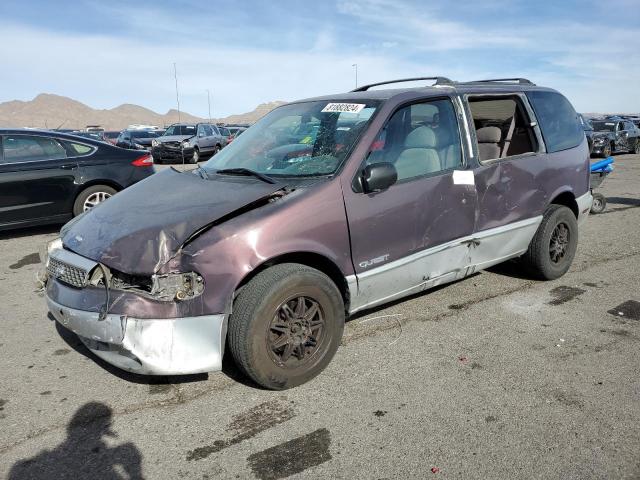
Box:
47, 257, 90, 288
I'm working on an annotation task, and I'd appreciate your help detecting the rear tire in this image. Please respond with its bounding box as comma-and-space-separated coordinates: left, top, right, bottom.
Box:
228, 263, 345, 390
521, 205, 578, 280
590, 193, 606, 214
73, 185, 117, 216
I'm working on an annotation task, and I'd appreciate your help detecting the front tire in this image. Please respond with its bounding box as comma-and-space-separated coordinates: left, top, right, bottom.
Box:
228, 263, 345, 390
522, 205, 578, 280
73, 185, 117, 216
602, 143, 612, 158
191, 148, 200, 164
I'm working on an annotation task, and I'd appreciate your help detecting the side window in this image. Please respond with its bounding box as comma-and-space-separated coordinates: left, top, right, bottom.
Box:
617, 122, 625, 131
365, 98, 462, 181
527, 91, 583, 153
206, 125, 216, 136
2, 135, 67, 163
62, 141, 95, 157
468, 96, 538, 162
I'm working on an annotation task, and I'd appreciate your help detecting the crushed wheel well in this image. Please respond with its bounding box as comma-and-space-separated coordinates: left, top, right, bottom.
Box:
236, 252, 350, 313
550, 191, 578, 218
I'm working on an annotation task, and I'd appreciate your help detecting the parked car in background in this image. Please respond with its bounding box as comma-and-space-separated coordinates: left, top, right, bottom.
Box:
578, 114, 594, 153
226, 126, 247, 144
44, 77, 591, 389
151, 123, 227, 163
103, 131, 121, 145
217, 125, 232, 143
70, 130, 105, 142
590, 116, 640, 157
0, 129, 154, 231
116, 129, 161, 150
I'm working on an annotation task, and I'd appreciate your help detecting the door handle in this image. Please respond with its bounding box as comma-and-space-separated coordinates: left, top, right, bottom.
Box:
59, 164, 77, 170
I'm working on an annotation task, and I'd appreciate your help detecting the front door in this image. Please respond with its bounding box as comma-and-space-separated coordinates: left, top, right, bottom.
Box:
0, 134, 78, 227
342, 97, 476, 312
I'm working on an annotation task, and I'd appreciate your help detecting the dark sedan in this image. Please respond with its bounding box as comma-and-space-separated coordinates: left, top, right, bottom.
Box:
0, 129, 154, 231
116, 130, 161, 150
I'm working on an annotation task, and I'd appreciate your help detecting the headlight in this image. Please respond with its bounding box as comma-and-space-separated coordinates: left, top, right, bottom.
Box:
594, 137, 605, 145
181, 140, 191, 148
151, 139, 159, 147
134, 143, 146, 149
40, 237, 62, 268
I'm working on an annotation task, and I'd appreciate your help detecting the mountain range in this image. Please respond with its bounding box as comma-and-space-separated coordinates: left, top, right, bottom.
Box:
0, 94, 286, 130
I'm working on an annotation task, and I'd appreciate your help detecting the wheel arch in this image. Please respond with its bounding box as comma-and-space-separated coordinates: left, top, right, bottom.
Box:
549, 190, 578, 219
235, 251, 351, 314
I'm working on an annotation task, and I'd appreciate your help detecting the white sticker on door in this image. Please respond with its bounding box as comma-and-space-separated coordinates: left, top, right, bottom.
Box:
321, 103, 366, 114
452, 170, 475, 185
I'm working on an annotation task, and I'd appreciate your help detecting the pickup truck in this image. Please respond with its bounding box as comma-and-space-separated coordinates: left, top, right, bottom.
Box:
590, 116, 640, 157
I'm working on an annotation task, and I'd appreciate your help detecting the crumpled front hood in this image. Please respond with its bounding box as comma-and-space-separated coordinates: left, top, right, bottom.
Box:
158, 134, 194, 143
62, 168, 284, 274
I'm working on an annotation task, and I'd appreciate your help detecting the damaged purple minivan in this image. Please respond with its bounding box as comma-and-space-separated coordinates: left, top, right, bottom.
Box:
44, 77, 592, 389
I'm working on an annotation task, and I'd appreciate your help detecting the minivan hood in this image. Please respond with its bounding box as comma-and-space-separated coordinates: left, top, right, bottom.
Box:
61, 168, 285, 273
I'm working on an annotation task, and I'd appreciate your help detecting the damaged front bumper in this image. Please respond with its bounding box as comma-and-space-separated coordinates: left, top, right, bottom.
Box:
44, 246, 228, 375
47, 295, 227, 375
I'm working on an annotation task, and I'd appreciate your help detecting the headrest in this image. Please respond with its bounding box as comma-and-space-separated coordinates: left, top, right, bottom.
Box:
404, 126, 437, 149
476, 126, 502, 143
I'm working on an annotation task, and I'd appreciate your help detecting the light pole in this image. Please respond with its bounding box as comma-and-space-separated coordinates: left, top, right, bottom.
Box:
173, 62, 181, 123
352, 63, 358, 89
206, 89, 212, 124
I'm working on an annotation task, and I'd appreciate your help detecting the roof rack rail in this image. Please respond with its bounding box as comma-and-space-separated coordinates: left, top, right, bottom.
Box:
351, 76, 453, 92
460, 78, 535, 85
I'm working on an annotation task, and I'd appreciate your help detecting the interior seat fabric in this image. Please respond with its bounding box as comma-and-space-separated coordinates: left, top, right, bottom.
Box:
394, 126, 441, 180
476, 126, 502, 161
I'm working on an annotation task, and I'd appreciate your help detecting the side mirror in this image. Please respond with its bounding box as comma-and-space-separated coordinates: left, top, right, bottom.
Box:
362, 162, 397, 193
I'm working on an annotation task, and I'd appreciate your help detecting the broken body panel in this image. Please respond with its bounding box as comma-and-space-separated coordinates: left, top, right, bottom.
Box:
45, 82, 591, 375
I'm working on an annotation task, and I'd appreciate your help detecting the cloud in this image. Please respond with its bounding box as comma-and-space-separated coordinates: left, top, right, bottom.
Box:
1, 0, 639, 115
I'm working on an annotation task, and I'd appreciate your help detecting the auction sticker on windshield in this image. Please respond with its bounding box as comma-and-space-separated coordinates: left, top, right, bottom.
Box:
321, 103, 366, 113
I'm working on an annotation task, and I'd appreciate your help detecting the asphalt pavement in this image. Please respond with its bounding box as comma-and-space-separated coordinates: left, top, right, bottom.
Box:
1, 154, 639, 479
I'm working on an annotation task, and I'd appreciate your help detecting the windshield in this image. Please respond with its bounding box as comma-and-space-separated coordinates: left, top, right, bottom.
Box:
203, 100, 380, 177
164, 125, 196, 136
131, 131, 158, 138
591, 121, 616, 132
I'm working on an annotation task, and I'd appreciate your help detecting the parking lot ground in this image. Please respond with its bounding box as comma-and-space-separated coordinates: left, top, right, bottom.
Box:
1, 155, 639, 479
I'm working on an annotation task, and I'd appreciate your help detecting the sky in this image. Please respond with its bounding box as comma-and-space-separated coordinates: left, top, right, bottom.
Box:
1, 0, 639, 117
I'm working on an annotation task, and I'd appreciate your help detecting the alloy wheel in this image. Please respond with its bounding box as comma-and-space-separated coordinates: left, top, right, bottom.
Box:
267, 296, 325, 367
83, 191, 112, 212
549, 222, 570, 264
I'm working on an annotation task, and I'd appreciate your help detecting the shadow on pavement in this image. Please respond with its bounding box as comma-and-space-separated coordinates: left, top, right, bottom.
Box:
0, 224, 61, 241
8, 402, 143, 480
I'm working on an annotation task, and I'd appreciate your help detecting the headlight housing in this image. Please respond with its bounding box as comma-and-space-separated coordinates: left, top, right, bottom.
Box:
181, 140, 191, 148
151, 139, 159, 147
40, 237, 63, 268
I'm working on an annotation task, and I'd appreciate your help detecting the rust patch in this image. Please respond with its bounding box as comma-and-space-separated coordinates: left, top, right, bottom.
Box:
247, 428, 331, 480
186, 399, 294, 461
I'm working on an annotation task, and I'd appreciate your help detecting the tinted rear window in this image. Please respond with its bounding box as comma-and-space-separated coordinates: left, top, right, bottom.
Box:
527, 91, 583, 153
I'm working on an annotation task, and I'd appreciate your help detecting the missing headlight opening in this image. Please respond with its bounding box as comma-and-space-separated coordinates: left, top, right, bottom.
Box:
89, 265, 204, 302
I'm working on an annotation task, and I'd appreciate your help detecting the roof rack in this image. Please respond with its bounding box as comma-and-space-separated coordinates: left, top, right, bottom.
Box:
351, 76, 453, 92
459, 78, 535, 85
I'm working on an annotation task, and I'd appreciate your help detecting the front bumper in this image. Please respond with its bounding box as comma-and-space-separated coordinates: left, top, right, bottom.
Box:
151, 145, 194, 163
47, 295, 227, 375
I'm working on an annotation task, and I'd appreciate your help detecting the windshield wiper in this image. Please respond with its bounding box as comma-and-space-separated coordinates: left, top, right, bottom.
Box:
216, 168, 276, 184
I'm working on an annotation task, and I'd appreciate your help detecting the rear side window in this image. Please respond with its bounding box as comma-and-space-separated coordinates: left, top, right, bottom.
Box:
2, 135, 67, 163
62, 141, 95, 156
527, 91, 583, 153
